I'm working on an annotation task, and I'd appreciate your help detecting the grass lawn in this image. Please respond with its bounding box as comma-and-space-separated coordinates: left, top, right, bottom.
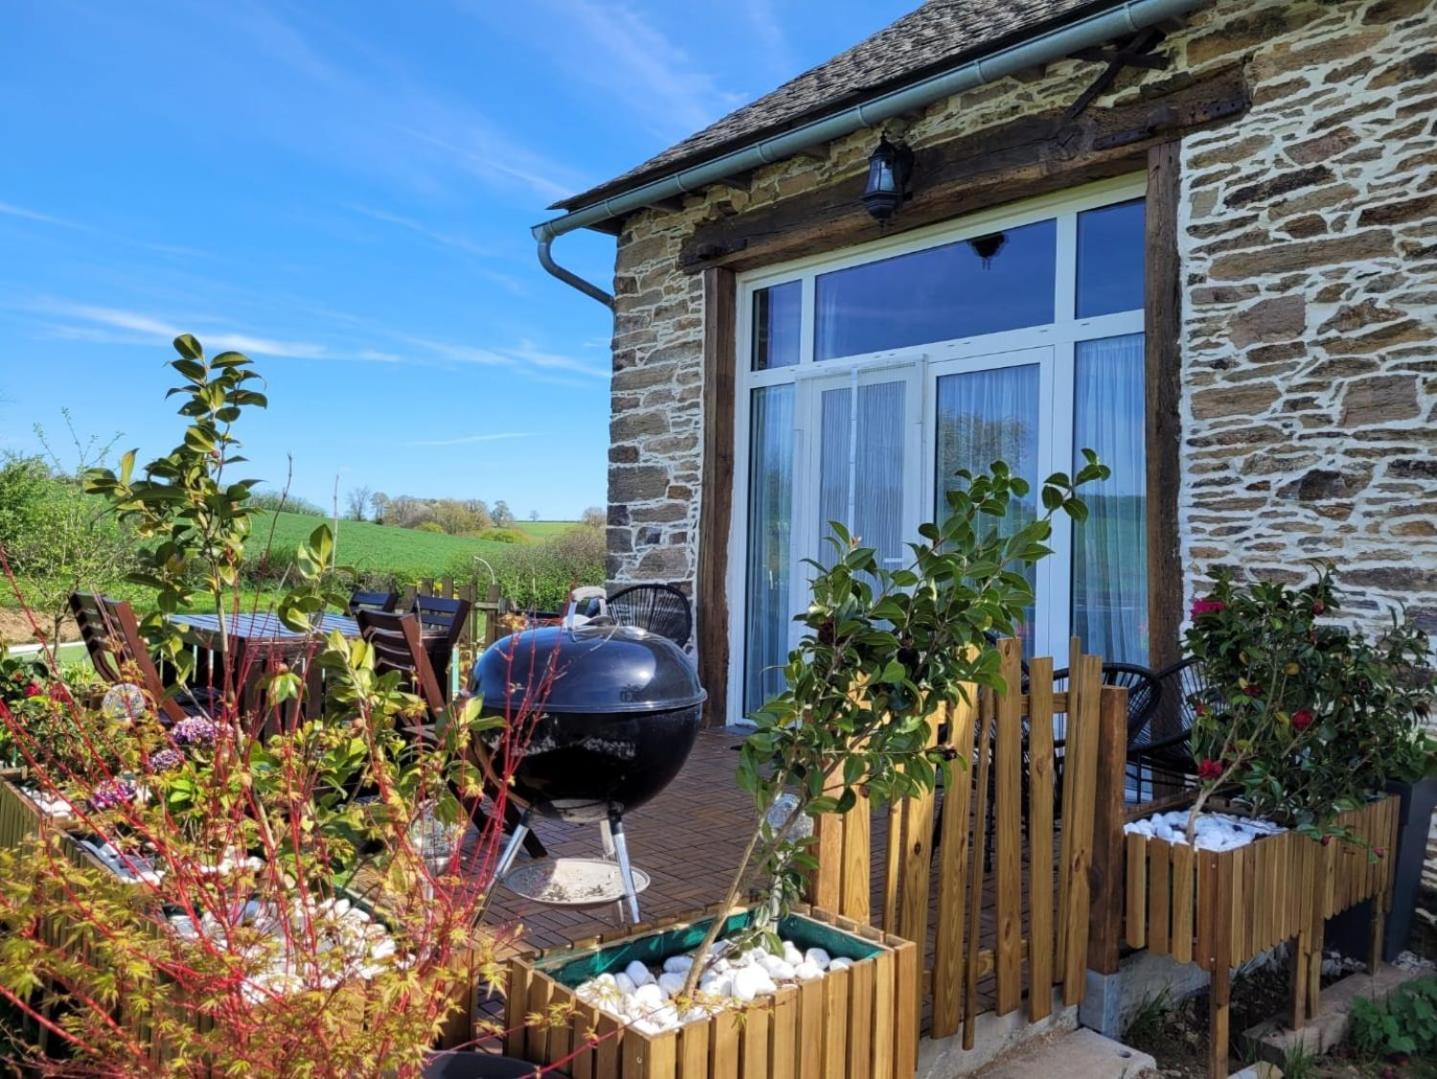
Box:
251, 512, 575, 583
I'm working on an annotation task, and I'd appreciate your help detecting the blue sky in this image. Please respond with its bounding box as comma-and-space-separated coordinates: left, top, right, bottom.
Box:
0, 0, 910, 517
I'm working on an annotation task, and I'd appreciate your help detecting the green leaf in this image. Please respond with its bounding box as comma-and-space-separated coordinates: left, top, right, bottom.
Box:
173, 333, 203, 360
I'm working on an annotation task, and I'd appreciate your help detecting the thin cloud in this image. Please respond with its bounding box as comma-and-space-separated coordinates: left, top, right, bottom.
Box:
348, 203, 494, 258
545, 0, 740, 139
14, 296, 605, 386
23, 299, 337, 362
0, 201, 80, 228
406, 431, 538, 447
740, 0, 797, 84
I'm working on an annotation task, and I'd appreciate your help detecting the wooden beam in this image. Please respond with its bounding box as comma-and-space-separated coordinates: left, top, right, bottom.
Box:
679, 64, 1248, 274
697, 267, 737, 728
1145, 141, 1183, 670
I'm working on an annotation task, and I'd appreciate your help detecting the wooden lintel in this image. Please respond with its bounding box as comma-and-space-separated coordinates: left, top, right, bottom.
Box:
679, 64, 1249, 274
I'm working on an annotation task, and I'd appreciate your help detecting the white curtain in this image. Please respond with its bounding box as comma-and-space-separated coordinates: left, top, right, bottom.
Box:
743, 385, 795, 714
818, 379, 906, 576
1072, 333, 1147, 665
934, 364, 1040, 652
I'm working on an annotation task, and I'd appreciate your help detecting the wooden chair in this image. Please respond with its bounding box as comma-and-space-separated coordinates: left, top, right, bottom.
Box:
356, 608, 544, 858
68, 592, 201, 725
347, 589, 398, 617
409, 594, 472, 697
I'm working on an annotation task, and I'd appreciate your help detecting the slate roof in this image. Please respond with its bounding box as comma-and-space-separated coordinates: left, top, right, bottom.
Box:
551, 0, 1107, 213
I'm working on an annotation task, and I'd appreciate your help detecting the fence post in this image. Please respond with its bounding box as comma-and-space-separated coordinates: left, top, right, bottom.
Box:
1086, 684, 1129, 975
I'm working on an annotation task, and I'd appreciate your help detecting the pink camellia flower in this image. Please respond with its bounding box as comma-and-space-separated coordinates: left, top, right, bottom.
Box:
1191, 597, 1226, 618
1291, 708, 1314, 731
1198, 758, 1224, 781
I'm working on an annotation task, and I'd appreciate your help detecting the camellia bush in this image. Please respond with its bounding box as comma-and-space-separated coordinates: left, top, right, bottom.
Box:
0, 339, 550, 1076
1184, 567, 1435, 842
681, 454, 1109, 996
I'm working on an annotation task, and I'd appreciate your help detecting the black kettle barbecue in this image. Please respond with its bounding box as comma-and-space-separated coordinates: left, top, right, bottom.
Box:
470, 620, 705, 920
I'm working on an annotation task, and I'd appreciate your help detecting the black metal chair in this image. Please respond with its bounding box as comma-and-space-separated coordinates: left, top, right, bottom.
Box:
347, 589, 398, 617
605, 584, 693, 650
1127, 656, 1209, 802
1049, 661, 1162, 807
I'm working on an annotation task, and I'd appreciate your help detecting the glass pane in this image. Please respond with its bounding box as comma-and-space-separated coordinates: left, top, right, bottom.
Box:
1071, 333, 1147, 664
1077, 198, 1145, 318
743, 384, 795, 714
817, 381, 906, 572
935, 364, 1041, 654
815, 219, 1056, 361
752, 281, 801, 370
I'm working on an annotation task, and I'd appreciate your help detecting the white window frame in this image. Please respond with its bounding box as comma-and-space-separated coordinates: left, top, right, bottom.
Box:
726, 174, 1147, 727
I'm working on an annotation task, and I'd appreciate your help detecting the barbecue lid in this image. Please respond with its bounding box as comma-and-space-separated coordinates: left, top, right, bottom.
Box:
470, 622, 706, 715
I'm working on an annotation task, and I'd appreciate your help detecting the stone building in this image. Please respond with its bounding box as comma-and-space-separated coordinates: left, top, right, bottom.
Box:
534, 0, 1436, 880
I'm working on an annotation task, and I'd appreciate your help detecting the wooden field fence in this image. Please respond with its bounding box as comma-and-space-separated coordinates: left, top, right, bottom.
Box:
807, 637, 1130, 1048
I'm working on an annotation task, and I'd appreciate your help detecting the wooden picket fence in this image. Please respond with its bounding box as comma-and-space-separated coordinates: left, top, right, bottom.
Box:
808, 638, 1129, 1048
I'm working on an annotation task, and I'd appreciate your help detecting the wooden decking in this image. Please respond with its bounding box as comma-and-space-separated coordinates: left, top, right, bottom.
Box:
481, 726, 1025, 1028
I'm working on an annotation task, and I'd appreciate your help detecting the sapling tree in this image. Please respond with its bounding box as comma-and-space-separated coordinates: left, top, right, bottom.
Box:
681, 454, 1108, 998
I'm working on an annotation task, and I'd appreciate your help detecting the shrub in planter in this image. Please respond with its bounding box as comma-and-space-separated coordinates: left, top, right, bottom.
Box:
1183, 567, 1435, 843
678, 455, 1108, 999
0, 339, 546, 1077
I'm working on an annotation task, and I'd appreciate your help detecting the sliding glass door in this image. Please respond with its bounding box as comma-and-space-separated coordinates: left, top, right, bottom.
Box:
731, 179, 1149, 725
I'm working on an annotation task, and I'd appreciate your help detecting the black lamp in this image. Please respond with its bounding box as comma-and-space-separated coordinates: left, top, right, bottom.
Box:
861, 135, 914, 222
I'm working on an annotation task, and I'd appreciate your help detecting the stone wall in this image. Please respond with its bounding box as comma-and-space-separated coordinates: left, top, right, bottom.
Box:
604, 0, 1437, 873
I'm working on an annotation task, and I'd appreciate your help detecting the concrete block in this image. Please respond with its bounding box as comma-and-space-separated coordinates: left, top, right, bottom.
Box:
973, 1028, 1156, 1079
1079, 949, 1214, 1038
918, 989, 1077, 1078
1241, 963, 1426, 1066
1229, 1063, 1283, 1079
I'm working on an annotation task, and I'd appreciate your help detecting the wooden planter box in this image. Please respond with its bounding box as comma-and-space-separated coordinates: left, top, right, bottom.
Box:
505, 902, 919, 1079
1124, 795, 1400, 1077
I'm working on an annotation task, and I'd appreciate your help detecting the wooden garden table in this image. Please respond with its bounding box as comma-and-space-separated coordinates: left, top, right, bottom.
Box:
170, 611, 362, 719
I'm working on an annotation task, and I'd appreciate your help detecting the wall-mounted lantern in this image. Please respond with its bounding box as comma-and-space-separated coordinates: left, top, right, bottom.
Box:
861, 135, 914, 222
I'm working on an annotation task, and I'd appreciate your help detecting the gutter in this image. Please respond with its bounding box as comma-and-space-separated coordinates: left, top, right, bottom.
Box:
533, 0, 1206, 309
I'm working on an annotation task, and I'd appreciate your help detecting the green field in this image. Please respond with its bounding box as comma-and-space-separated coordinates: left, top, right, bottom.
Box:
252, 512, 577, 582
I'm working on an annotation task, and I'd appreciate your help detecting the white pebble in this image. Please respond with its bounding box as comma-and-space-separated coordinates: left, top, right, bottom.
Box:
759, 954, 796, 980
781, 941, 804, 966
829, 957, 852, 972
658, 972, 688, 998
632, 982, 666, 1008
804, 948, 831, 970
794, 961, 824, 981
632, 1005, 680, 1035
615, 972, 637, 994
625, 960, 655, 987
663, 955, 693, 974
730, 966, 766, 1002
700, 972, 732, 998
